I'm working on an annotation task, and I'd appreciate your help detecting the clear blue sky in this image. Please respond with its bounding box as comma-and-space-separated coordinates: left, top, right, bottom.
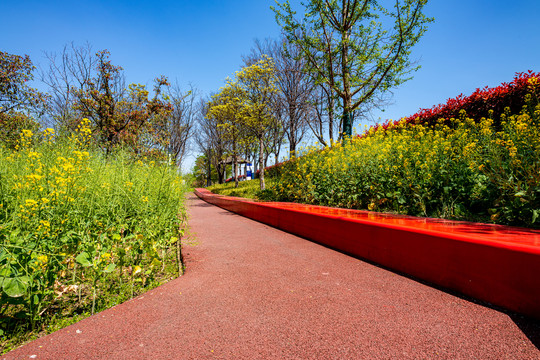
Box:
2, 0, 539, 169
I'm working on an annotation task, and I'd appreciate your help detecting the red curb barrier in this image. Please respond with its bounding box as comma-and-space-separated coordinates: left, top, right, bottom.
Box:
194, 188, 540, 320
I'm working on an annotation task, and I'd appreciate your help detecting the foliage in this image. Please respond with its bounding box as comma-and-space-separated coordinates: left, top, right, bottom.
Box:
251, 71, 540, 185
236, 56, 280, 190
207, 81, 250, 188
0, 51, 47, 115
40, 45, 195, 167
71, 50, 172, 154
272, 0, 432, 137
208, 178, 276, 200
192, 154, 219, 187
266, 84, 540, 228
195, 97, 228, 184
0, 51, 46, 151
0, 120, 187, 352
371, 71, 540, 133
0, 112, 40, 149
254, 161, 286, 179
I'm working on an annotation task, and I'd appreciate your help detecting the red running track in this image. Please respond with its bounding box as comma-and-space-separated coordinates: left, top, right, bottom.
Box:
194, 188, 540, 320
4, 193, 540, 359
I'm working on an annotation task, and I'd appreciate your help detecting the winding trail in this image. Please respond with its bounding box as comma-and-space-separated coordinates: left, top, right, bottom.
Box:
5, 193, 540, 359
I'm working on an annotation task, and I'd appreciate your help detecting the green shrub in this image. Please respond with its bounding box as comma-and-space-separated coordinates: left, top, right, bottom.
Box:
208, 178, 275, 200
268, 88, 540, 228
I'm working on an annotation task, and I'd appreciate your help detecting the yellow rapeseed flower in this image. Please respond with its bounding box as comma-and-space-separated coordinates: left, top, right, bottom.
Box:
25, 199, 38, 207
22, 129, 33, 138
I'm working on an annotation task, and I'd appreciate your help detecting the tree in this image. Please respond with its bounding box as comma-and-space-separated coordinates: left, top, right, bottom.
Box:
207, 81, 250, 188
237, 56, 279, 190
309, 79, 340, 146
273, 0, 432, 138
192, 154, 213, 187
163, 82, 197, 167
195, 96, 227, 185
244, 37, 313, 156
0, 51, 46, 146
0, 51, 47, 114
40, 42, 97, 130
71, 50, 171, 154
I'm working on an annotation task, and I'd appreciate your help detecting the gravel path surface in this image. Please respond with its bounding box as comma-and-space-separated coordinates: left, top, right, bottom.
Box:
5, 193, 540, 359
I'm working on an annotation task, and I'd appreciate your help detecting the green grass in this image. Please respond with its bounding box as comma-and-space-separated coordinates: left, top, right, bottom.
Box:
207, 178, 275, 200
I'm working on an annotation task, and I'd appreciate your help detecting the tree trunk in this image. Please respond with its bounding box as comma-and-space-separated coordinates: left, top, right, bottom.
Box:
233, 158, 238, 188
328, 93, 335, 144
217, 163, 225, 184
233, 140, 239, 188
206, 150, 212, 187
289, 105, 297, 156
259, 136, 265, 190
341, 20, 352, 138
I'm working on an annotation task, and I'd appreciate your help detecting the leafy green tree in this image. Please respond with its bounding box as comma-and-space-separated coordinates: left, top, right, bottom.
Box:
272, 0, 432, 138
207, 81, 250, 188
237, 56, 279, 190
192, 154, 212, 187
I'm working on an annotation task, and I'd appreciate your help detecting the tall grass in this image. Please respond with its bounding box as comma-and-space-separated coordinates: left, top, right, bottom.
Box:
0, 119, 188, 352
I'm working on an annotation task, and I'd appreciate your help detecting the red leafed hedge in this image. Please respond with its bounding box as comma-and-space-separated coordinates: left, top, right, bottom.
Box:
373, 70, 539, 132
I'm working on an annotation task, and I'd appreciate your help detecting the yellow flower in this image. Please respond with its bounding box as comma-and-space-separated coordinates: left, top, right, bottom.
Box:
37, 255, 48, 265
28, 151, 41, 159
21, 129, 33, 138
25, 199, 38, 207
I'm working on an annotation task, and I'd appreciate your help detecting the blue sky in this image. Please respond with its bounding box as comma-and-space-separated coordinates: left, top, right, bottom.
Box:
2, 0, 539, 169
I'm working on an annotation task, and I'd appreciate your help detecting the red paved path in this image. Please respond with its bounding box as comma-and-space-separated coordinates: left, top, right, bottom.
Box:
5, 193, 540, 359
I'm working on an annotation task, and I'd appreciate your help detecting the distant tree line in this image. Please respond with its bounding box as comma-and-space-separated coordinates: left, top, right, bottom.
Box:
0, 43, 196, 167
193, 0, 431, 188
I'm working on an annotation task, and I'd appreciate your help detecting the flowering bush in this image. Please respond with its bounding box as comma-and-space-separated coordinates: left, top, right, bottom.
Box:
369, 71, 540, 133
0, 120, 187, 351
267, 82, 540, 228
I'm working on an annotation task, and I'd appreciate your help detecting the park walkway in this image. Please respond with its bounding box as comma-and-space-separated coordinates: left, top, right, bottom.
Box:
5, 193, 540, 359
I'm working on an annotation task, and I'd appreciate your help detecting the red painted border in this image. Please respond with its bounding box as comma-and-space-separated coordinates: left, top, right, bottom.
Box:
194, 188, 540, 320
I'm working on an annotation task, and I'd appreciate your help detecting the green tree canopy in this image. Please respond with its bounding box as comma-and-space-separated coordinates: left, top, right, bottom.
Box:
272, 0, 433, 137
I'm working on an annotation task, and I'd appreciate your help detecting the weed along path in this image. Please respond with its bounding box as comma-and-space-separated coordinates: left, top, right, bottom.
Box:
5, 194, 540, 359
